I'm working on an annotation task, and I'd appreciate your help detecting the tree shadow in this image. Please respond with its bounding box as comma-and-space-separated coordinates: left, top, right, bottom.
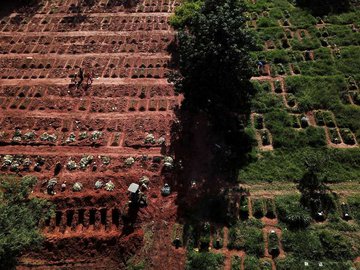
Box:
295, 0, 351, 16
166, 104, 254, 225
0, 0, 42, 20
106, 0, 140, 9
164, 27, 256, 225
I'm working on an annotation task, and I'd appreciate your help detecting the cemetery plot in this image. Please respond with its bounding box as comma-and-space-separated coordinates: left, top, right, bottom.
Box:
0, 0, 181, 268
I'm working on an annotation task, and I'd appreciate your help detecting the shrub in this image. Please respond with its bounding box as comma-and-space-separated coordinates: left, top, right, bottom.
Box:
251, 90, 285, 113
289, 9, 317, 27
0, 175, 53, 269
348, 196, 360, 223
276, 256, 355, 270
268, 231, 280, 257
243, 256, 260, 270
169, 0, 203, 29
275, 195, 312, 228
260, 258, 272, 270
318, 229, 354, 260
282, 229, 324, 259
264, 110, 326, 148
339, 128, 355, 145
252, 198, 265, 219
284, 76, 346, 112
240, 196, 249, 220
199, 222, 211, 250
212, 228, 224, 249
257, 17, 279, 27
296, 0, 351, 16
171, 0, 256, 133
265, 198, 276, 219
238, 148, 360, 183
228, 219, 264, 256
185, 251, 224, 270
230, 255, 242, 270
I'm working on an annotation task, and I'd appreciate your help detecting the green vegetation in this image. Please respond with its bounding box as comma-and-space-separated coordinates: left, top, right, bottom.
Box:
228, 219, 264, 256
127, 261, 145, 270
282, 228, 354, 260
185, 251, 224, 270
275, 195, 312, 228
170, 0, 256, 156
176, 0, 360, 267
268, 231, 280, 256
230, 255, 241, 270
239, 148, 360, 183
0, 175, 53, 269
297, 154, 336, 217
276, 255, 355, 270
236, 0, 360, 183
243, 256, 260, 270
348, 196, 360, 223
169, 0, 202, 29
252, 198, 265, 218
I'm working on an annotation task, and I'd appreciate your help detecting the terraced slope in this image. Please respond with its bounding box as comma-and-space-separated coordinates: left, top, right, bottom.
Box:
0, 0, 185, 269
178, 1, 360, 269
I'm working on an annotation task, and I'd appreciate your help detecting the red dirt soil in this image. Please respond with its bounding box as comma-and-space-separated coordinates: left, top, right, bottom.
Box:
0, 0, 184, 269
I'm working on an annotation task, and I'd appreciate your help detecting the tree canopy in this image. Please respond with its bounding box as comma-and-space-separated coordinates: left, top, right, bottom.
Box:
170, 0, 256, 124
297, 155, 335, 216
0, 175, 53, 269
296, 0, 351, 15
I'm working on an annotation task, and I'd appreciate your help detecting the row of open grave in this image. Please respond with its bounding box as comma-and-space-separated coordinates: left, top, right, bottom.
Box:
0, 95, 180, 113
30, 0, 180, 15
6, 0, 179, 17
41, 199, 163, 236
1, 55, 169, 69
252, 77, 360, 111
42, 207, 124, 234
0, 32, 173, 55
175, 193, 356, 255
254, 76, 358, 94
0, 129, 169, 148
0, 153, 174, 174
1, 14, 172, 33
255, 46, 359, 77
0, 115, 174, 147
246, 5, 359, 49
0, 67, 169, 80
0, 84, 175, 98
251, 110, 358, 149
0, 114, 172, 132
0, 55, 169, 77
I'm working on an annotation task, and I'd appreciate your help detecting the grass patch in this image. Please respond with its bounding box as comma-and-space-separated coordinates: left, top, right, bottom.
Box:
227, 219, 264, 256
185, 251, 224, 270
275, 194, 312, 228
238, 148, 360, 183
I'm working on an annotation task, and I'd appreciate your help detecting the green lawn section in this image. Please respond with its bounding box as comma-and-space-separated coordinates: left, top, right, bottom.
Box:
239, 0, 360, 184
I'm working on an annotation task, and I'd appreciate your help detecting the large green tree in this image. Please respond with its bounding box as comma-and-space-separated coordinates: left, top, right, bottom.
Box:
170, 0, 256, 131
296, 0, 351, 15
297, 155, 336, 216
0, 175, 53, 269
